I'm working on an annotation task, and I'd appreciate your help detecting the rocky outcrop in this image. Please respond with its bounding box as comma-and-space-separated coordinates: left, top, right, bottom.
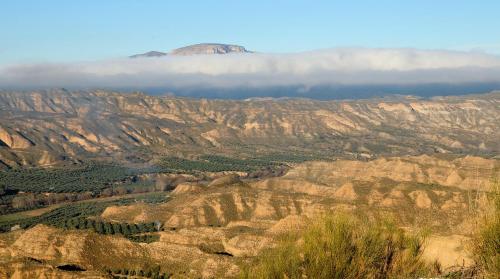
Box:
0, 126, 32, 149
4, 224, 239, 278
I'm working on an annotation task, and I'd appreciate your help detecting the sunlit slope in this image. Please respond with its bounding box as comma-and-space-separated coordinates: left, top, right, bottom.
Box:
1, 155, 498, 277
99, 156, 498, 232
0, 90, 499, 167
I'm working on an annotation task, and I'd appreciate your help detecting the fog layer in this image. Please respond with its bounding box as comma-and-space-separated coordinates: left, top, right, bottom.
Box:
2, 48, 500, 93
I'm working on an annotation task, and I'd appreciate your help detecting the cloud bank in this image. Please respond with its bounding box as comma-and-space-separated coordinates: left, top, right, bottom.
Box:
1, 48, 500, 90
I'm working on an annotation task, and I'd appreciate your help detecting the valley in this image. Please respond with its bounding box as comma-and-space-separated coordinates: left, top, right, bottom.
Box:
0, 90, 498, 278
3, 1, 500, 278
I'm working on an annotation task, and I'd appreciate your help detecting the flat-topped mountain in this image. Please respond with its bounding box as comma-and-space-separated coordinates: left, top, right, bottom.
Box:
130, 43, 251, 58
170, 43, 250, 55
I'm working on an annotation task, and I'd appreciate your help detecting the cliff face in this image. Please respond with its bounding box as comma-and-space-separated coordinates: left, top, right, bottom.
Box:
170, 43, 250, 55
0, 90, 499, 167
130, 43, 251, 58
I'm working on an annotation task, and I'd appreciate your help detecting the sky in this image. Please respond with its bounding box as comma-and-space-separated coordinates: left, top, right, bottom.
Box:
1, 0, 500, 65
1, 0, 500, 98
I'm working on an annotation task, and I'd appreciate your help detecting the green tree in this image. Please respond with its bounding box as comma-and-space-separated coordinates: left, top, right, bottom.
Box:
112, 223, 122, 234
95, 221, 104, 234
104, 222, 113, 234
121, 223, 131, 235
130, 223, 139, 234
78, 218, 86, 229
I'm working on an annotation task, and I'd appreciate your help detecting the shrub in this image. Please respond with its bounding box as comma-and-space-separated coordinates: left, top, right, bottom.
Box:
94, 222, 104, 234
241, 214, 434, 279
469, 181, 500, 277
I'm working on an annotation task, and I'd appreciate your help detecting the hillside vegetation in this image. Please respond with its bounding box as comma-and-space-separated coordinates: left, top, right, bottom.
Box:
241, 214, 435, 279
469, 181, 500, 278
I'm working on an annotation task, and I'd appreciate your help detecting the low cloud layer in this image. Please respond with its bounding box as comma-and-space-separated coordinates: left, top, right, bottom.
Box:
2, 48, 500, 90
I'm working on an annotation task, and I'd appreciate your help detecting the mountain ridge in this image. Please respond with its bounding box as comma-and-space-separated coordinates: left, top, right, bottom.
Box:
130, 43, 251, 58
0, 89, 498, 168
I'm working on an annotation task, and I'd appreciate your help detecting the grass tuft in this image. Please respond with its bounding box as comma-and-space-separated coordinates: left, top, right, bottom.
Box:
469, 180, 500, 278
241, 213, 435, 279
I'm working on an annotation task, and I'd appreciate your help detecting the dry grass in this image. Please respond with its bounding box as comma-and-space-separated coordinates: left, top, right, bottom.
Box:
468, 180, 500, 278
240, 214, 436, 279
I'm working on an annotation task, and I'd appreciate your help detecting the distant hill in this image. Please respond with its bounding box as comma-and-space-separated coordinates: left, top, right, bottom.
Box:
130, 43, 251, 58
129, 51, 167, 58
170, 43, 251, 55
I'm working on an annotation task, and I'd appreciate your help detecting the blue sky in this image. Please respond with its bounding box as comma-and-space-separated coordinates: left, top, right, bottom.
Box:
1, 0, 499, 65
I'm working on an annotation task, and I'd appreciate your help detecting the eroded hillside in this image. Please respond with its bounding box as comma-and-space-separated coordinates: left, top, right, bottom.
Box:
0, 90, 499, 168
1, 155, 498, 278
1, 90, 499, 278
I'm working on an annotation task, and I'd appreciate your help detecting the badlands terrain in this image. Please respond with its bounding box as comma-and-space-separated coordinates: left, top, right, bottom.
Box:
0, 90, 498, 168
0, 90, 498, 278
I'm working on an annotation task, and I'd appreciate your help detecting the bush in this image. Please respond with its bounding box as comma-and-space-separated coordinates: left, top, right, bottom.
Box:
241, 214, 434, 279
128, 233, 160, 243
470, 181, 500, 277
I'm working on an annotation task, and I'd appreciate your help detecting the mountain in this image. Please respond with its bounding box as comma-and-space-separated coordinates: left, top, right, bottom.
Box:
129, 51, 167, 58
130, 43, 251, 58
0, 90, 498, 168
170, 43, 251, 55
